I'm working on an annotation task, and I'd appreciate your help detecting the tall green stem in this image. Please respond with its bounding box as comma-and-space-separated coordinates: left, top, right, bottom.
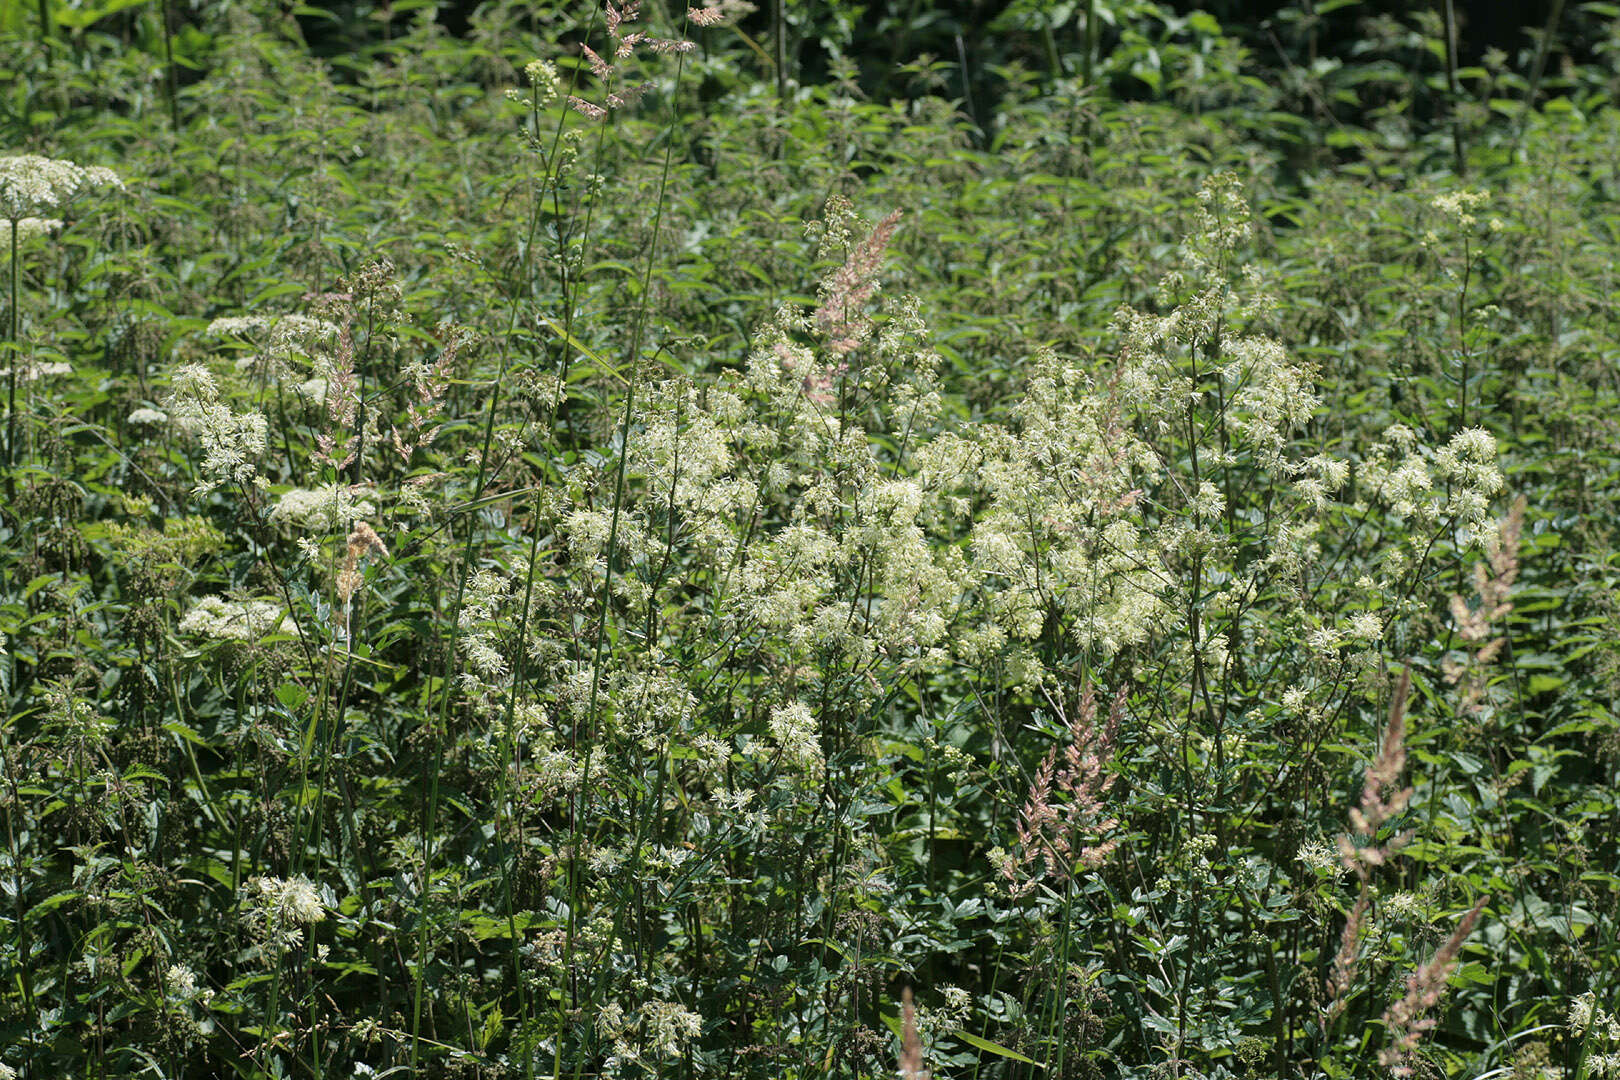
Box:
410, 375, 505, 1071
6, 219, 18, 502
568, 35, 691, 1071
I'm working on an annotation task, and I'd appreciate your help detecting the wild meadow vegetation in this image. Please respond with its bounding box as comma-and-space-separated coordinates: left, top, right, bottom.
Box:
2, 1, 1620, 1077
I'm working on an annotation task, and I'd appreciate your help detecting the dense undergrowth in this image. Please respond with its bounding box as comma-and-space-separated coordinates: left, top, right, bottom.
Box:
2, 2, 1619, 1078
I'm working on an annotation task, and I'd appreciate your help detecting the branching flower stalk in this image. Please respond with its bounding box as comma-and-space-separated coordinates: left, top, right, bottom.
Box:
0, 155, 121, 496
5, 216, 15, 501
410, 326, 508, 1072
560, 6, 700, 1071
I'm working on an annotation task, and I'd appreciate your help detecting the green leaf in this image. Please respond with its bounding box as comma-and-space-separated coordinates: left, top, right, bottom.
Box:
163, 721, 209, 747
52, 0, 153, 31
953, 1030, 1042, 1067
1526, 674, 1564, 695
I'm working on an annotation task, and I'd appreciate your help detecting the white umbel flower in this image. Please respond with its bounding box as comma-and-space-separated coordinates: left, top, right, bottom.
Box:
179, 596, 295, 641
0, 154, 122, 219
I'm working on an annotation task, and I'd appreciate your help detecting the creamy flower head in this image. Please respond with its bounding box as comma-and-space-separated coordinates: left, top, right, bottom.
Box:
179, 596, 296, 641
257, 875, 325, 923
769, 700, 822, 769
0, 154, 123, 219
641, 1000, 702, 1057
164, 963, 208, 1003
166, 363, 268, 492
242, 874, 326, 952
10, 216, 62, 241
207, 313, 338, 351
522, 58, 561, 105
1432, 188, 1490, 227
269, 484, 378, 531
0, 359, 72, 382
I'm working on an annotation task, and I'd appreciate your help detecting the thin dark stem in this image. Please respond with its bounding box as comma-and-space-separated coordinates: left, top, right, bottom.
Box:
773, 0, 787, 106
411, 371, 506, 1070
1440, 0, 1465, 175
160, 0, 180, 133
1082, 0, 1098, 153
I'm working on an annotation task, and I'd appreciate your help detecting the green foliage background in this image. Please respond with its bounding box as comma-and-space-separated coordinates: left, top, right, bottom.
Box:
1, 2, 1618, 1079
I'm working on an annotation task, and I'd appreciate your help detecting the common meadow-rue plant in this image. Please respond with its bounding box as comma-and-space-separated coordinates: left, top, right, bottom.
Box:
6, 4, 1620, 1078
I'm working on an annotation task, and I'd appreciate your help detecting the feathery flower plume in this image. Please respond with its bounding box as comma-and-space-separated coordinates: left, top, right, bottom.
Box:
1379, 896, 1489, 1077
1325, 666, 1414, 1023
391, 323, 468, 462
1325, 890, 1370, 1022
567, 97, 608, 120
899, 988, 930, 1080
687, 0, 754, 25
604, 0, 635, 37
1339, 666, 1414, 876
568, 0, 692, 119
337, 521, 390, 638
814, 202, 904, 358
582, 43, 614, 80
1004, 683, 1125, 894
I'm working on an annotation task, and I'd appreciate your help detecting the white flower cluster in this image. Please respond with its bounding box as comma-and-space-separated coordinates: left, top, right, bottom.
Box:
179, 596, 296, 642
0, 359, 72, 382
639, 1000, 702, 1058
127, 407, 168, 426
241, 875, 327, 953
768, 700, 822, 772
163, 963, 212, 1006
0, 153, 123, 220
596, 998, 703, 1073
165, 363, 268, 493
914, 985, 972, 1046
1431, 188, 1491, 228
458, 567, 513, 683
1572, 993, 1620, 1077
1360, 425, 1502, 530
508, 59, 560, 108
9, 217, 62, 241
269, 484, 378, 531
207, 313, 338, 349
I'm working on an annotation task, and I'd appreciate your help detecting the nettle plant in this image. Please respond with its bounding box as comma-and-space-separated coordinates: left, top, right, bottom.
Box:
403, 173, 1507, 1078
485, 194, 972, 1076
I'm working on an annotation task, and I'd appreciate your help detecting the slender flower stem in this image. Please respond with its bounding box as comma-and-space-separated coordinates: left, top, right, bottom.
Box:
411, 373, 504, 1071
572, 28, 693, 1059
5, 217, 17, 501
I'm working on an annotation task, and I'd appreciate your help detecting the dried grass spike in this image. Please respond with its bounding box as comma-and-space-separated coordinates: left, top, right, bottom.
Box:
899, 987, 929, 1080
